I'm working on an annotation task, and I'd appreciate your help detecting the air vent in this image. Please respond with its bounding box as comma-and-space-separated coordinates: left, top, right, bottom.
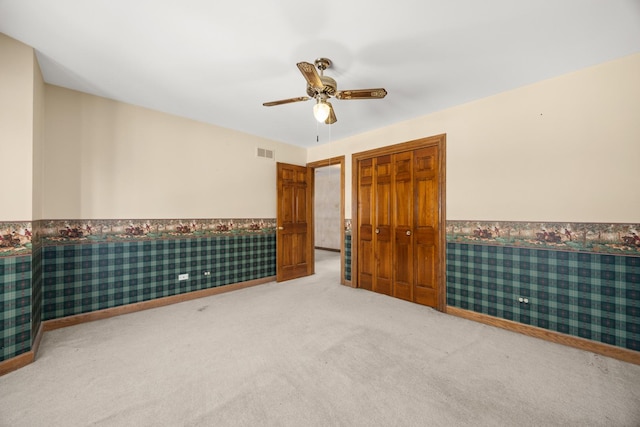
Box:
257, 147, 275, 160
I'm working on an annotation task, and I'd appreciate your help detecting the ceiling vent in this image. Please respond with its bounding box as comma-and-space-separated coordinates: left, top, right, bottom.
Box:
256, 147, 275, 160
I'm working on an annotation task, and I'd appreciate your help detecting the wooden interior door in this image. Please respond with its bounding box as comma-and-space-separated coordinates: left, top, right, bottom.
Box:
276, 162, 313, 282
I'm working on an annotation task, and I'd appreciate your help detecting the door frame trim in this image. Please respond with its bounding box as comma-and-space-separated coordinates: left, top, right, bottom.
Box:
351, 134, 447, 310
307, 156, 347, 285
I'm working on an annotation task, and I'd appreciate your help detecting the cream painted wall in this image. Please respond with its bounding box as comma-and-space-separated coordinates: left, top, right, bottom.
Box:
307, 53, 640, 224
0, 33, 34, 221
44, 85, 307, 219
32, 53, 45, 221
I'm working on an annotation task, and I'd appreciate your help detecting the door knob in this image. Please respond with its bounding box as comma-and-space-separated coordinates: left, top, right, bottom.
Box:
375, 228, 380, 234
406, 230, 412, 236
278, 227, 284, 230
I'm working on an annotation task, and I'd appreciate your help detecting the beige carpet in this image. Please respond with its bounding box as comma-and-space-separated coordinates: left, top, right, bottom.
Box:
1, 250, 639, 426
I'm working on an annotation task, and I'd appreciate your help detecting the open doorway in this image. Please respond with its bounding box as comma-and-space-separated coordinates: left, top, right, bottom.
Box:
308, 156, 345, 285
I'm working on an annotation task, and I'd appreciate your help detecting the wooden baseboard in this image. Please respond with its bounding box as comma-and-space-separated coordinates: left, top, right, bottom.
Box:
44, 276, 275, 332
446, 306, 640, 366
0, 277, 274, 376
0, 350, 33, 377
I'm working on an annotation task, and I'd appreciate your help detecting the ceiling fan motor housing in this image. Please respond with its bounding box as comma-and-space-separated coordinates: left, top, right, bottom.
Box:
307, 76, 337, 97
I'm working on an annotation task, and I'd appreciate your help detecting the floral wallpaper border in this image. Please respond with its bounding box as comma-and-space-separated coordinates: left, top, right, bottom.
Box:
3, 219, 639, 257
0, 219, 276, 257
446, 220, 640, 256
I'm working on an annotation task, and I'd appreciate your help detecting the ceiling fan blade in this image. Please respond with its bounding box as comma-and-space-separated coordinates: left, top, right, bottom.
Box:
296, 62, 324, 90
325, 102, 337, 124
263, 96, 310, 107
335, 88, 388, 100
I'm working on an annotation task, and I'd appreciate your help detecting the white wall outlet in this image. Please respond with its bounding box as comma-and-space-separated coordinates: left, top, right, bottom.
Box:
178, 273, 189, 281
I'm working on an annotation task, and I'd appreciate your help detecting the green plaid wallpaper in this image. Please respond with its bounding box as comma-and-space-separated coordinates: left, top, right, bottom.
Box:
32, 244, 42, 340
345, 233, 351, 281
446, 242, 640, 351
41, 234, 275, 320
0, 256, 32, 361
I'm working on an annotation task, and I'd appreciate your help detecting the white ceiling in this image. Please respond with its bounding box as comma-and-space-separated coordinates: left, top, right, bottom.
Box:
1, 1, 639, 148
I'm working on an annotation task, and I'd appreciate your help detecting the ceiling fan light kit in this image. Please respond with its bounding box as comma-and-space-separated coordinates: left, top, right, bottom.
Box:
313, 99, 331, 122
263, 57, 387, 125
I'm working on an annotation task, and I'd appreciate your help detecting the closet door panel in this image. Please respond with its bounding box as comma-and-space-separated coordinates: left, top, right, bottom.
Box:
374, 155, 393, 296
393, 151, 413, 301
414, 146, 439, 307
358, 159, 374, 291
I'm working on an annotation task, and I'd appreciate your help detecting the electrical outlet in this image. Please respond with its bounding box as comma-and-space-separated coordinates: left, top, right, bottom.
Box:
178, 273, 189, 281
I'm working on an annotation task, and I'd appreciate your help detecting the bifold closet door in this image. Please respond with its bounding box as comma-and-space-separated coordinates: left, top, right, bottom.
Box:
354, 135, 444, 310
357, 155, 394, 296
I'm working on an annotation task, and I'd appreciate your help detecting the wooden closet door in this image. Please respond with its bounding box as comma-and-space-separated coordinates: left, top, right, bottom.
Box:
353, 134, 445, 310
413, 146, 439, 307
374, 155, 393, 295
357, 158, 374, 291
392, 151, 413, 301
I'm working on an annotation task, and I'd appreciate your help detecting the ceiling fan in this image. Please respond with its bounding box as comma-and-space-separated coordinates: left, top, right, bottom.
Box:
263, 58, 388, 124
